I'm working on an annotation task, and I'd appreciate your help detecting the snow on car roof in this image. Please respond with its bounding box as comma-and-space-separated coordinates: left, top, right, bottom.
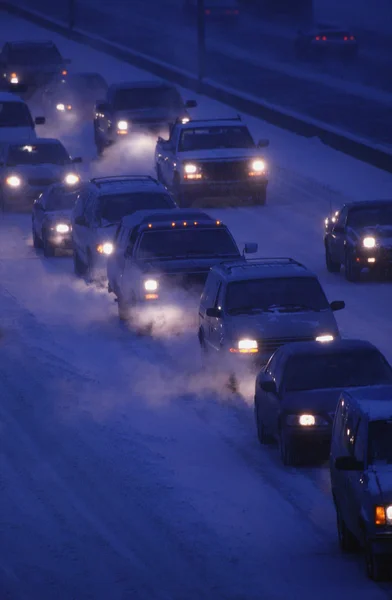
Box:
180, 119, 244, 130
343, 386, 392, 421
214, 258, 313, 281
281, 339, 378, 357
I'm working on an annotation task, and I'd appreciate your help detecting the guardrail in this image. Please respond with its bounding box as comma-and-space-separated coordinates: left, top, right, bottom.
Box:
2, 0, 392, 174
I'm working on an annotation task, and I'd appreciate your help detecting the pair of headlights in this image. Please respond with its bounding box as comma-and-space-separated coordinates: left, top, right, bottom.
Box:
184, 159, 266, 177
6, 173, 80, 188
230, 334, 334, 354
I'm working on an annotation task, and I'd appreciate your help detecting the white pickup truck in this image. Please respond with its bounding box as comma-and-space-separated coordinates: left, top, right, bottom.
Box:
154, 117, 269, 207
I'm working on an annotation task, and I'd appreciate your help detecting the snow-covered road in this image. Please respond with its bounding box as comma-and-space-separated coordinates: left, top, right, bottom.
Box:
1, 11, 392, 600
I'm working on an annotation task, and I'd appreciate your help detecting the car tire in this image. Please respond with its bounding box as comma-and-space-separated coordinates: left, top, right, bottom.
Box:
344, 250, 361, 282
251, 189, 266, 206
42, 230, 55, 257
325, 243, 341, 273
336, 505, 358, 552
365, 540, 386, 581
32, 225, 43, 249
255, 401, 273, 445
73, 247, 88, 277
117, 294, 130, 321
279, 428, 296, 466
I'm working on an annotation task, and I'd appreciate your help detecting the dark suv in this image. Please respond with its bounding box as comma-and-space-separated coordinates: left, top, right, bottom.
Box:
71, 176, 177, 279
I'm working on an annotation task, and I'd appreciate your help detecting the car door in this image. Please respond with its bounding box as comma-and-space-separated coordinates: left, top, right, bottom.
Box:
199, 271, 220, 351
209, 281, 226, 351
337, 405, 361, 525
162, 124, 180, 186
85, 196, 101, 257
107, 224, 123, 288
329, 205, 348, 263
345, 416, 368, 538
32, 194, 45, 236
72, 189, 91, 258
263, 352, 286, 436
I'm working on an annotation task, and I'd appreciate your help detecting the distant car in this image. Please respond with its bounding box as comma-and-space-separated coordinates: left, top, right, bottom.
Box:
71, 175, 177, 279
183, 0, 240, 20
198, 258, 345, 383
107, 209, 248, 321
324, 199, 392, 281
0, 138, 81, 211
295, 24, 358, 60
0, 92, 45, 144
32, 183, 80, 257
93, 81, 197, 155
42, 72, 108, 122
155, 117, 269, 206
255, 340, 392, 466
330, 385, 392, 581
0, 40, 70, 98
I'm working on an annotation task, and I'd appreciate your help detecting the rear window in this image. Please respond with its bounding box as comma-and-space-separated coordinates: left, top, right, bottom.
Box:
136, 227, 239, 259
0, 102, 33, 128
99, 192, 174, 223
9, 44, 62, 65
284, 351, 392, 392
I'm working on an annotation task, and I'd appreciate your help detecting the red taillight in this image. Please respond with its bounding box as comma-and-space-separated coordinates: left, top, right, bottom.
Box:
322, 35, 327, 41
205, 8, 210, 14
350, 35, 355, 41
315, 36, 320, 41
343, 36, 348, 41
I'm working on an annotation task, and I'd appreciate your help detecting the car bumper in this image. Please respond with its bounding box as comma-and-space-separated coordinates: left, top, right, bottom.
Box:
356, 248, 392, 268
367, 533, 392, 555
47, 232, 73, 249
284, 426, 331, 446
179, 179, 268, 197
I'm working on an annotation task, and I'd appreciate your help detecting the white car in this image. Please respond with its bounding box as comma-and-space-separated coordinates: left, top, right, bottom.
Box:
155, 117, 269, 206
0, 92, 45, 142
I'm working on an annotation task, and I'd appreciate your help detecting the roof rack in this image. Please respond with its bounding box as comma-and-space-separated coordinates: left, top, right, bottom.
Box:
181, 116, 242, 124
90, 175, 158, 187
217, 257, 306, 274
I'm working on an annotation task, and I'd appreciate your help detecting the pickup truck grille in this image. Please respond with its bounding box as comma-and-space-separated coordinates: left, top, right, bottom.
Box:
200, 160, 250, 182
164, 271, 209, 291
258, 335, 315, 355
28, 177, 59, 187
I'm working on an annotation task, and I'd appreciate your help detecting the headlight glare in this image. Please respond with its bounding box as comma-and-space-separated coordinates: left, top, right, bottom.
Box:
64, 173, 80, 186
286, 414, 328, 427
144, 279, 158, 291
97, 242, 114, 255
251, 159, 266, 172
55, 223, 70, 233
10, 73, 19, 84
230, 339, 258, 353
184, 163, 197, 174
315, 334, 334, 343
299, 414, 316, 427
363, 236, 376, 249
181, 117, 190, 124
117, 120, 128, 131
56, 103, 65, 111
6, 175, 21, 188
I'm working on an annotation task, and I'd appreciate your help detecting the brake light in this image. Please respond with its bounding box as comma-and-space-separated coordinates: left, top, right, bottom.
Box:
350, 35, 355, 41
343, 36, 348, 41
62, 70, 67, 76
205, 9, 210, 14
315, 36, 320, 41
322, 35, 327, 41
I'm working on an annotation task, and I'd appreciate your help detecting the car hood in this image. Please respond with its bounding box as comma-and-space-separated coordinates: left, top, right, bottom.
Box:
355, 225, 392, 244
115, 107, 183, 122
45, 209, 72, 221
282, 387, 353, 418
178, 148, 261, 161
228, 310, 339, 340
139, 255, 242, 274
3, 163, 69, 180
0, 127, 36, 142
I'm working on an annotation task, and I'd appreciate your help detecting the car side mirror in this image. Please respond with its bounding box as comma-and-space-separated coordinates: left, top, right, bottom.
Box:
244, 242, 258, 254
334, 456, 364, 471
206, 307, 222, 318
333, 225, 345, 234
74, 215, 87, 226
185, 99, 197, 108
258, 139, 269, 148
330, 300, 345, 312
34, 116, 46, 125
72, 156, 82, 164
259, 378, 277, 394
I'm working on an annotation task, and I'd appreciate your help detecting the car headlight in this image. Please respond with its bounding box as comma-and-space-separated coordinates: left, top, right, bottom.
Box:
251, 159, 266, 172
56, 103, 65, 111
315, 334, 334, 343
64, 173, 80, 186
10, 73, 19, 84
96, 242, 114, 255
181, 117, 190, 124
184, 163, 197, 174
144, 279, 158, 291
117, 120, 128, 131
55, 223, 70, 233
363, 236, 376, 249
233, 339, 258, 354
183, 163, 202, 180
286, 414, 328, 427
375, 505, 392, 526
6, 175, 21, 188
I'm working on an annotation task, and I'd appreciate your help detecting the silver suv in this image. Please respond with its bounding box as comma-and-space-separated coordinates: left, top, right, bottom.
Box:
198, 257, 345, 368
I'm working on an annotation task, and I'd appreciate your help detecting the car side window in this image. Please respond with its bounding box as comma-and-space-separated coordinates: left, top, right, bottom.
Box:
84, 194, 97, 225
353, 418, 367, 464
201, 273, 220, 308
169, 124, 180, 148
214, 282, 225, 309
342, 409, 360, 456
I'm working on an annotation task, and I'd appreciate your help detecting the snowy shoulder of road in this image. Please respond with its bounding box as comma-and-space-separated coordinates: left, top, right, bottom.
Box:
1, 10, 392, 600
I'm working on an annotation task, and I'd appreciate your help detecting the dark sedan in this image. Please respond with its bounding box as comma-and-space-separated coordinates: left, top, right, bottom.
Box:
254, 339, 392, 466
295, 24, 358, 60
42, 72, 108, 122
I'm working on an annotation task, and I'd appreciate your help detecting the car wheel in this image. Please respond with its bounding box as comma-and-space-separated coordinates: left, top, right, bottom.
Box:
344, 250, 361, 282
255, 402, 273, 445
42, 230, 55, 257
336, 505, 358, 552
251, 189, 266, 206
279, 428, 296, 466
325, 243, 341, 273
117, 294, 130, 321
365, 540, 386, 581
73, 247, 88, 276
32, 224, 43, 249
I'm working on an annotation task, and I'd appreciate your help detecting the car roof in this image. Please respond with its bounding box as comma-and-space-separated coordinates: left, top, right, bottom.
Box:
212, 258, 313, 281
3, 137, 62, 147
280, 339, 380, 358
7, 40, 57, 48
89, 176, 166, 195
109, 80, 175, 92
180, 118, 244, 130
0, 92, 25, 103
121, 208, 213, 229
343, 386, 392, 421
345, 199, 392, 210
311, 23, 352, 33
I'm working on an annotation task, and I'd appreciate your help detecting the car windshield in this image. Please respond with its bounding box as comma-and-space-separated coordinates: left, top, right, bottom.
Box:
99, 193, 174, 223
113, 87, 183, 111
347, 205, 392, 228
6, 143, 70, 165
226, 277, 330, 314
46, 189, 78, 211
9, 45, 62, 65
369, 420, 392, 464
285, 351, 392, 392
179, 126, 254, 151
0, 102, 33, 128
136, 228, 239, 259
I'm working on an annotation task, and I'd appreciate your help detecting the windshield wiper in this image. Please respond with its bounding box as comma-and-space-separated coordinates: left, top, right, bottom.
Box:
229, 306, 272, 315
267, 303, 319, 312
